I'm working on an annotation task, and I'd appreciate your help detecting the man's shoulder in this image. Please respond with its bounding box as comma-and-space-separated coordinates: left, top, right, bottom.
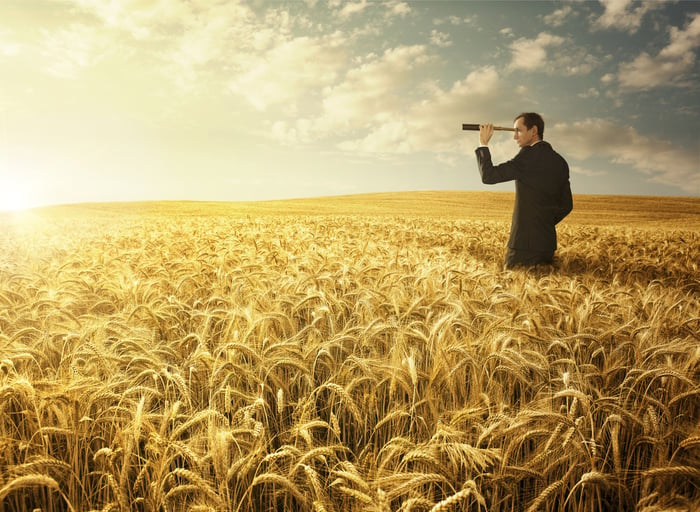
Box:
533, 141, 566, 159
532, 140, 552, 150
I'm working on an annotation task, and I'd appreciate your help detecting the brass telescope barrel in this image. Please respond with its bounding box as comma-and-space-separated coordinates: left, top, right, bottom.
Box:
462, 123, 515, 132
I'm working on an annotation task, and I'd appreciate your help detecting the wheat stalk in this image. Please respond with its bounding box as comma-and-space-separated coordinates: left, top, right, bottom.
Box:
429, 480, 485, 511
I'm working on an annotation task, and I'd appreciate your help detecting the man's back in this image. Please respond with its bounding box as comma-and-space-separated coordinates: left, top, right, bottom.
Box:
476, 140, 572, 255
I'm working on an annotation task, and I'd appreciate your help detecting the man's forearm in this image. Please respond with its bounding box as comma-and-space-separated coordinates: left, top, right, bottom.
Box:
476, 147, 517, 185
475, 147, 496, 184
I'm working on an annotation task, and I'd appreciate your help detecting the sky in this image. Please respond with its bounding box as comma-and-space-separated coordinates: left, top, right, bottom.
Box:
0, 0, 699, 210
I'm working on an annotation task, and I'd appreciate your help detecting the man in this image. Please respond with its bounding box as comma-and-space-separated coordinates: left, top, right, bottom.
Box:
475, 112, 572, 269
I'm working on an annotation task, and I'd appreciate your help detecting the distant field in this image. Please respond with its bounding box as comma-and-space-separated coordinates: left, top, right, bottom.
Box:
1, 192, 699, 511
28, 190, 700, 229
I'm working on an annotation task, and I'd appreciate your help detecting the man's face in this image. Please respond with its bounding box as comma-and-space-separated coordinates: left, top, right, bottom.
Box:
513, 117, 538, 147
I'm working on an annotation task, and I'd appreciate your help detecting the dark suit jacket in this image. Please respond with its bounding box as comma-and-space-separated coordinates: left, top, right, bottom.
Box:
476, 141, 573, 254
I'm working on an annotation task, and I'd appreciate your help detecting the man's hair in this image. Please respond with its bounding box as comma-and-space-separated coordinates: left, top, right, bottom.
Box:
514, 112, 544, 139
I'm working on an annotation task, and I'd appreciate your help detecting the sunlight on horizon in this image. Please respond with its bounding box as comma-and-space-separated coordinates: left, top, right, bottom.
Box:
0, 177, 32, 212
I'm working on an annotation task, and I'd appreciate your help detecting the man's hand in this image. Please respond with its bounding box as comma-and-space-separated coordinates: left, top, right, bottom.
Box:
479, 123, 494, 146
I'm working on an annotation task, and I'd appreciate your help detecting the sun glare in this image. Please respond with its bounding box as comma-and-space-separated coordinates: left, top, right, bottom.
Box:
0, 184, 31, 212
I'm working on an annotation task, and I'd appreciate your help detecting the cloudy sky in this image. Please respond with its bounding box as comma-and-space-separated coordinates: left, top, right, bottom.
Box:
1, 0, 699, 210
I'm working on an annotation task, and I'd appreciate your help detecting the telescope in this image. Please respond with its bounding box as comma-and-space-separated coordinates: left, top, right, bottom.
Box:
462, 123, 515, 132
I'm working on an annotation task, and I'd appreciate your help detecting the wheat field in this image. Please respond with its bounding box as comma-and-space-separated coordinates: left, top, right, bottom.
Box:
1, 192, 699, 512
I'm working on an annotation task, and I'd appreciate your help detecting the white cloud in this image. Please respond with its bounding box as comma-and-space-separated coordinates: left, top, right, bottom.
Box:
322, 45, 432, 127
65, 0, 349, 106
578, 88, 600, 99
40, 23, 115, 78
339, 65, 508, 156
570, 165, 606, 177
337, 119, 411, 154
72, 0, 191, 39
430, 30, 452, 48
229, 32, 347, 111
56, 0, 261, 88
271, 118, 318, 146
617, 51, 695, 89
552, 118, 699, 194
434, 15, 475, 26
590, 0, 666, 34
386, 1, 411, 19
616, 12, 700, 90
554, 49, 598, 76
543, 5, 573, 27
270, 62, 513, 160
268, 44, 435, 147
500, 27, 514, 38
508, 32, 565, 71
600, 73, 616, 84
444, 65, 501, 98
338, 0, 369, 19
168, 3, 258, 85
661, 12, 700, 58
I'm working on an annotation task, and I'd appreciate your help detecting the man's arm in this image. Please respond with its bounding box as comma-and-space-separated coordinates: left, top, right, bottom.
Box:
475, 123, 526, 184
475, 146, 524, 184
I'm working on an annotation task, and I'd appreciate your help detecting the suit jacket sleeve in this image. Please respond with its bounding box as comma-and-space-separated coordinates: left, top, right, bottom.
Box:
475, 146, 527, 184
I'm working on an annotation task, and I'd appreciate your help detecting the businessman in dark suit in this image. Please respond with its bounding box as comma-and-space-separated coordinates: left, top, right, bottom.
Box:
475, 112, 572, 269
